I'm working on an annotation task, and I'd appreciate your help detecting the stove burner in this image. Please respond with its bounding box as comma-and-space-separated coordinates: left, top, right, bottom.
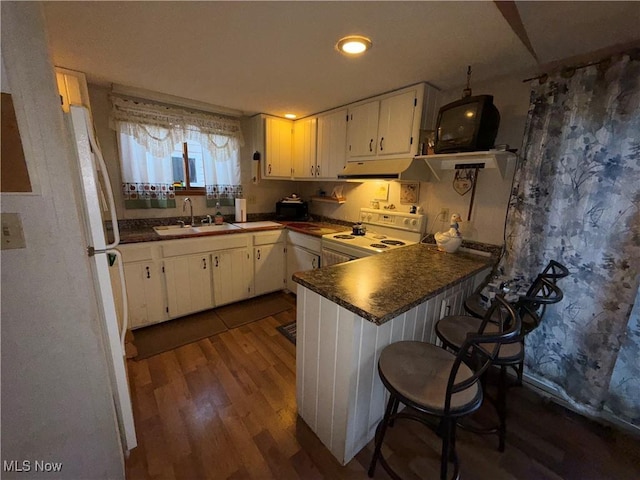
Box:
381, 239, 406, 246
370, 243, 389, 249
372, 234, 387, 240
334, 234, 355, 239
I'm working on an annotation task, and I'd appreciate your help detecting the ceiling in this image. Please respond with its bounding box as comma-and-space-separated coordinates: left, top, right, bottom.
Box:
42, 1, 640, 118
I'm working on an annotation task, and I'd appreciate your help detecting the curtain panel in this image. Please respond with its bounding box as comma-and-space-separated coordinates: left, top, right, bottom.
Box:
499, 52, 640, 426
111, 96, 243, 209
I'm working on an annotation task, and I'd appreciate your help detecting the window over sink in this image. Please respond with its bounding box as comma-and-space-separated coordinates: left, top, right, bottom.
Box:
111, 95, 243, 208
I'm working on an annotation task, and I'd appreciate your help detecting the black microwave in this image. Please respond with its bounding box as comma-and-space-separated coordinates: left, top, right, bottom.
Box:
276, 201, 309, 221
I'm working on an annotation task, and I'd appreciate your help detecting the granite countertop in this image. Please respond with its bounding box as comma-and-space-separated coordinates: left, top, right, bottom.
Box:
292, 243, 494, 325
116, 219, 347, 244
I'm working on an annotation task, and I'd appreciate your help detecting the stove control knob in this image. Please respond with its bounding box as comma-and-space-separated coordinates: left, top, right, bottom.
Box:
403, 218, 410, 225
410, 219, 418, 226
367, 214, 373, 221
361, 213, 366, 221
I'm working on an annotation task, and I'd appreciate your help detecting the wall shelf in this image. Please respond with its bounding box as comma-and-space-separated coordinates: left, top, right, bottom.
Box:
311, 195, 346, 204
415, 151, 516, 181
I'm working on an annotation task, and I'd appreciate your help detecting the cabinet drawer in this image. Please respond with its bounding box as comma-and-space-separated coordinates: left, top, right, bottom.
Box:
162, 234, 250, 257
287, 231, 321, 253
253, 230, 286, 245
118, 244, 157, 263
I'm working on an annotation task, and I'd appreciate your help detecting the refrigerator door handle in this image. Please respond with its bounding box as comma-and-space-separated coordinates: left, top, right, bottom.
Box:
83, 108, 121, 249
107, 249, 129, 350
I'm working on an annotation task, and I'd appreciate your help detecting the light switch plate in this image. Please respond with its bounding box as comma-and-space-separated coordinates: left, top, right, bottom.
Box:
1, 212, 26, 250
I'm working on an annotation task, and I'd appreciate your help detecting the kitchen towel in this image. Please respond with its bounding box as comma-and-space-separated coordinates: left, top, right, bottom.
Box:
235, 198, 247, 222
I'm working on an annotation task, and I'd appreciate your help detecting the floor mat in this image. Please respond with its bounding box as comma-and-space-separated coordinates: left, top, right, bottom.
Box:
277, 321, 296, 345
216, 292, 293, 329
133, 309, 228, 360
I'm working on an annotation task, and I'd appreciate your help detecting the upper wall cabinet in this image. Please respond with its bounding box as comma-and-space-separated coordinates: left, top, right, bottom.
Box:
256, 115, 293, 179
346, 83, 439, 162
293, 108, 347, 180
292, 117, 317, 179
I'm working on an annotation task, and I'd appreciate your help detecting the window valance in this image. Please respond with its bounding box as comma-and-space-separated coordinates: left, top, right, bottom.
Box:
110, 95, 244, 158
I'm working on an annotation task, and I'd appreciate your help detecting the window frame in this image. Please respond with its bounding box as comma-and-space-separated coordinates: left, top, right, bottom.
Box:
172, 142, 205, 196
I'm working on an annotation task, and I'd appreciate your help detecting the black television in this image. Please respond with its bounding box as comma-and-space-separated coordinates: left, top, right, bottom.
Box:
434, 94, 500, 154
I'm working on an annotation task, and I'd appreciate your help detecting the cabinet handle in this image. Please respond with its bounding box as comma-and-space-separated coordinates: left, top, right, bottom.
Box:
316, 165, 320, 176
257, 249, 261, 260
146, 266, 150, 279
311, 165, 314, 176
380, 137, 384, 151
369, 138, 373, 152
268, 164, 272, 174
202, 258, 207, 270
215, 256, 219, 267
312, 257, 317, 269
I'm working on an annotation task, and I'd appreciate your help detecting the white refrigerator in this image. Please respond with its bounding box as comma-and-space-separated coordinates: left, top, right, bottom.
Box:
68, 105, 137, 452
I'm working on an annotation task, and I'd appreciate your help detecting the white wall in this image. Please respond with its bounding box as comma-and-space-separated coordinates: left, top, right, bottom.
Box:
1, 3, 124, 478
295, 74, 531, 245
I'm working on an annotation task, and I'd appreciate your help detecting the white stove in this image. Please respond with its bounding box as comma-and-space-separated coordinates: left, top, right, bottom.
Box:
321, 208, 426, 266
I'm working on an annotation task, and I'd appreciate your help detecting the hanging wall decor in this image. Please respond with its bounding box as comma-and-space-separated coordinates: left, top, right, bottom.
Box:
399, 183, 419, 204
452, 168, 475, 196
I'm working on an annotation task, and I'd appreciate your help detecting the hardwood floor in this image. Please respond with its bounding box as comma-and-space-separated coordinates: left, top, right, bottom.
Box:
126, 294, 640, 479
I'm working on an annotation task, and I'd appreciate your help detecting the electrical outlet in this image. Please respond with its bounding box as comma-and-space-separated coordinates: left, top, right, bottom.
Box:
247, 195, 257, 205
439, 208, 449, 220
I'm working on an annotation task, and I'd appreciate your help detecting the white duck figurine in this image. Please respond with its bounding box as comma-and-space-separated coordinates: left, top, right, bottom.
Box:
435, 213, 463, 253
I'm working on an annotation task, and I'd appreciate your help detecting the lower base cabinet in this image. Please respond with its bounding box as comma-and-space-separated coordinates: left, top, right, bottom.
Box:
286, 245, 320, 295
254, 242, 286, 296
164, 253, 214, 318
213, 248, 253, 306
123, 261, 166, 329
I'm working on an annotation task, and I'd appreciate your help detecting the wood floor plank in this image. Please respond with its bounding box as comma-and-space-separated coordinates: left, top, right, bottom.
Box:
126, 296, 640, 480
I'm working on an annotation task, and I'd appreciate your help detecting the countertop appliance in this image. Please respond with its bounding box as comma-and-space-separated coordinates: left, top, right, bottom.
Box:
321, 208, 426, 266
69, 105, 137, 452
276, 199, 309, 221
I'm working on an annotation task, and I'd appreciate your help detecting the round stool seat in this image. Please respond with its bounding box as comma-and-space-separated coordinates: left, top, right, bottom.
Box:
436, 316, 523, 364
379, 341, 482, 416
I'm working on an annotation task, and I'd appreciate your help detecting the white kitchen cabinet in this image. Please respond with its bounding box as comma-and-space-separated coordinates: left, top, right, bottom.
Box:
123, 261, 167, 328
286, 245, 320, 295
265, 116, 293, 178
212, 248, 253, 306
164, 253, 214, 318
253, 230, 286, 296
346, 83, 439, 161
316, 108, 347, 178
292, 117, 317, 179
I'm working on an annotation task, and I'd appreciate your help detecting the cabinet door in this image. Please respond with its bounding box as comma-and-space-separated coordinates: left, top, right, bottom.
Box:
377, 89, 417, 156
164, 254, 213, 318
292, 117, 317, 178
317, 109, 347, 178
254, 243, 285, 296
346, 101, 379, 159
212, 248, 252, 306
286, 245, 320, 295
123, 261, 166, 328
265, 117, 293, 178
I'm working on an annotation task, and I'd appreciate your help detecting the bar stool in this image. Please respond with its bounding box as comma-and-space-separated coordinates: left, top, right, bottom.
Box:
368, 296, 519, 480
435, 277, 563, 451
464, 259, 569, 321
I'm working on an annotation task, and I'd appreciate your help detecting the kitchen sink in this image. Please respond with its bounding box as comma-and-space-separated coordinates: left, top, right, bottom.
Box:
153, 223, 241, 236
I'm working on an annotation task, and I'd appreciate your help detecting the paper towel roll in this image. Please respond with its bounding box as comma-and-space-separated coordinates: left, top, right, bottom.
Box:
235, 198, 247, 222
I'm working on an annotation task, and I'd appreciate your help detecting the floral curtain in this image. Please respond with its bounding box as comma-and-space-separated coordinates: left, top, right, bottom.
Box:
498, 51, 640, 426
111, 96, 243, 209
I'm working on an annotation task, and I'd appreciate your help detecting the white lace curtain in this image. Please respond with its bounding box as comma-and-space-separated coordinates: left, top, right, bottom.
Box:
110, 95, 243, 208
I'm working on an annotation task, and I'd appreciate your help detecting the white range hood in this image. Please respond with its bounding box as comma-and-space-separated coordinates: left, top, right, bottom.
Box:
337, 158, 431, 181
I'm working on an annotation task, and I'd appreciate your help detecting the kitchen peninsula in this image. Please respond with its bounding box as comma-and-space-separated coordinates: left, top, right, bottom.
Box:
292, 244, 493, 464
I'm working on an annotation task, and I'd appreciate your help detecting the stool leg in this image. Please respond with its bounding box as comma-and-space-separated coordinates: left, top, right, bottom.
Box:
440, 417, 452, 480
368, 394, 396, 477
388, 396, 400, 427
498, 366, 508, 452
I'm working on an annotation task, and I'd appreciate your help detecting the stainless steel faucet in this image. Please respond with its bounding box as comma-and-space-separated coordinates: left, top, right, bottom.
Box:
183, 197, 194, 226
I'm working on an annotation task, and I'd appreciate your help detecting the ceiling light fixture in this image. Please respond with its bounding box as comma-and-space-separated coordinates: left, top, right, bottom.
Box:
284, 113, 297, 119
336, 35, 372, 56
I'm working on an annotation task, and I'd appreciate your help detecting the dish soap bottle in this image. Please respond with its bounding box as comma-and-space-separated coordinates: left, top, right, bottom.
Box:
214, 201, 224, 225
